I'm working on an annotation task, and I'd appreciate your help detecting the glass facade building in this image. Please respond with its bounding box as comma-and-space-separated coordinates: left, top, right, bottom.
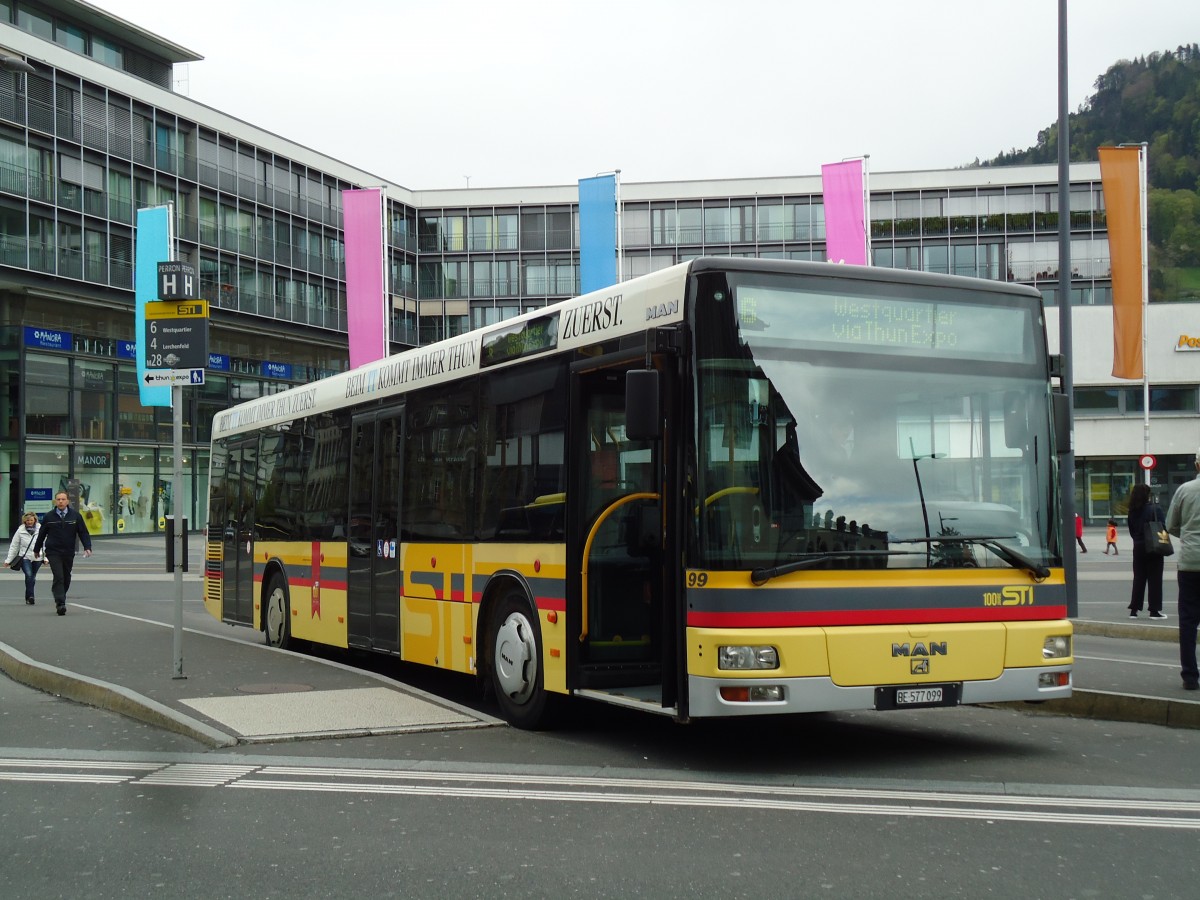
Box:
0, 1, 1191, 535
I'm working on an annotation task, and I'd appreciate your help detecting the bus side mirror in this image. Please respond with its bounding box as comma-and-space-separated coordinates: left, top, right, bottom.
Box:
1052, 392, 1072, 455
626, 369, 661, 441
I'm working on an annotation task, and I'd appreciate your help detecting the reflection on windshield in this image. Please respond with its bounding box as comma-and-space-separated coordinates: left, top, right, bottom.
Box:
695, 359, 1056, 573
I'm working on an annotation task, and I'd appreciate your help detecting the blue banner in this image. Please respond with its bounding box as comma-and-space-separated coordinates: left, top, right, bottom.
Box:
23, 326, 71, 351
117, 340, 137, 360
135, 206, 172, 407
578, 174, 617, 294
208, 352, 230, 371
262, 361, 293, 380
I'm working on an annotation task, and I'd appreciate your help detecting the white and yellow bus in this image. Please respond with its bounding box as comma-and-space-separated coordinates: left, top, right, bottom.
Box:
204, 258, 1073, 728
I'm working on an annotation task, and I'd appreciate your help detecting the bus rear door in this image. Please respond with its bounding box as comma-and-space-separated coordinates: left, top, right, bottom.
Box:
346, 407, 403, 653
220, 437, 257, 626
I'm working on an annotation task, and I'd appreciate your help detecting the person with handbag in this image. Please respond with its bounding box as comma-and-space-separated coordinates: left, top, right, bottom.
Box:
1166, 449, 1200, 691
31, 491, 93, 616
1126, 483, 1167, 619
4, 511, 45, 605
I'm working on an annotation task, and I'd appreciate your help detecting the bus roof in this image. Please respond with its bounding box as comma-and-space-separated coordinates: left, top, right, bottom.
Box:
211, 258, 1042, 440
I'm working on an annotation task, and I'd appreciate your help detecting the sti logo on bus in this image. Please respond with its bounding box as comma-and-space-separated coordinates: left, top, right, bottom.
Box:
983, 586, 1034, 606
891, 642, 948, 657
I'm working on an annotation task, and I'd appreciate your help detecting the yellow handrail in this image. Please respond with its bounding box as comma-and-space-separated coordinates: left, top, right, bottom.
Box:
579, 491, 660, 643
701, 485, 759, 510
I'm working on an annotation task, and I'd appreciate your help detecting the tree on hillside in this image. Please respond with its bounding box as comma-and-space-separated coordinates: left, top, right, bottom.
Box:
979, 45, 1200, 191
976, 46, 1200, 300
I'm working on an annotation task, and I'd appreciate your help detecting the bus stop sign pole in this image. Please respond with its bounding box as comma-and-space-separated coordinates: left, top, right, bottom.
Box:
151, 258, 207, 680
171, 382, 185, 679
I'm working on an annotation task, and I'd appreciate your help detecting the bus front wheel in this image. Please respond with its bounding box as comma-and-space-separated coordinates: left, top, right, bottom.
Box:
489, 591, 549, 729
263, 576, 293, 650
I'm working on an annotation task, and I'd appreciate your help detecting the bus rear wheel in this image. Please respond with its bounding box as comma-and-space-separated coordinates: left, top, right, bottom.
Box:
263, 576, 293, 650
489, 591, 549, 729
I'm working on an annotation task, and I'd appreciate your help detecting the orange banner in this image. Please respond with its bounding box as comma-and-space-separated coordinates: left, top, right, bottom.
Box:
1098, 146, 1144, 380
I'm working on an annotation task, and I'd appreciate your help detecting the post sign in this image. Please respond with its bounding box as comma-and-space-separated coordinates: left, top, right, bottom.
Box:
158, 261, 199, 300
145, 295, 208, 384
143, 369, 206, 386
1139, 454, 1157, 470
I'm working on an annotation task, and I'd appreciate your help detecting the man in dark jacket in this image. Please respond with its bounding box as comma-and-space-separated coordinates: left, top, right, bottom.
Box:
31, 491, 93, 615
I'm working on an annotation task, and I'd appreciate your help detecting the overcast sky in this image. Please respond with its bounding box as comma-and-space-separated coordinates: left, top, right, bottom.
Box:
88, 0, 1199, 190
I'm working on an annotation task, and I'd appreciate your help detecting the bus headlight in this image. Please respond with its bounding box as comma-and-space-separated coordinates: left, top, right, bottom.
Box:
718, 645, 779, 670
1042, 635, 1071, 659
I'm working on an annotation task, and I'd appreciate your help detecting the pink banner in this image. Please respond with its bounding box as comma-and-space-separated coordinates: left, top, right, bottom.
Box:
821, 160, 867, 265
343, 188, 388, 369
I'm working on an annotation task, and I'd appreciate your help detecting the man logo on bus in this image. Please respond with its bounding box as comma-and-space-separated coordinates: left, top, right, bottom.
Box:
911, 659, 930, 675
645, 299, 679, 321
891, 642, 948, 657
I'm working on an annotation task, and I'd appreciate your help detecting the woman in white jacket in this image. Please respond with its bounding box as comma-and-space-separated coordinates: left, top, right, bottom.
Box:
5, 512, 45, 604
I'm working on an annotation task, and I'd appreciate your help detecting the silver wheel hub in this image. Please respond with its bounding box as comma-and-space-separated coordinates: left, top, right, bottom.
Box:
266, 588, 285, 643
494, 611, 537, 703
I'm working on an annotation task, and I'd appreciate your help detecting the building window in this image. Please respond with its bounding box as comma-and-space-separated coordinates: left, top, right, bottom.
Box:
623, 206, 648, 246
704, 205, 729, 244
1075, 386, 1198, 415
496, 214, 518, 251
91, 35, 123, 69
652, 207, 678, 245
546, 210, 572, 251
469, 213, 494, 251
55, 22, 87, 54
1129, 387, 1199, 414
17, 5, 53, 40
757, 204, 783, 243
26, 354, 70, 436
678, 207, 702, 244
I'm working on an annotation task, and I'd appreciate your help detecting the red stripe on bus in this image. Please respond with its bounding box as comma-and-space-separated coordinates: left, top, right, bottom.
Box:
535, 596, 566, 612
687, 606, 1069, 628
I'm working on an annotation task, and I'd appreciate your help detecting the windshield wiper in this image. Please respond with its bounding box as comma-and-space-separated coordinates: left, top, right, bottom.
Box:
750, 550, 920, 586
894, 534, 1051, 580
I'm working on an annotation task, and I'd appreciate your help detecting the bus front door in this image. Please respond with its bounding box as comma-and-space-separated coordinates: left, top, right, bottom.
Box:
346, 408, 403, 653
570, 361, 674, 700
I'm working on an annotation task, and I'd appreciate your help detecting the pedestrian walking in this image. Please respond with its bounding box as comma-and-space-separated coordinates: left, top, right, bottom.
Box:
1075, 513, 1087, 553
4, 511, 45, 604
31, 491, 93, 616
1104, 519, 1119, 555
1166, 448, 1200, 691
1126, 483, 1166, 618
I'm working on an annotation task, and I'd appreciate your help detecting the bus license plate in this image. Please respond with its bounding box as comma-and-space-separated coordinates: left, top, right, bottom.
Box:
896, 687, 942, 705
875, 683, 960, 710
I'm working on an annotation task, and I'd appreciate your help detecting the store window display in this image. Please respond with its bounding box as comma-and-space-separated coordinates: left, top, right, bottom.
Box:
69, 447, 113, 535
116, 449, 155, 534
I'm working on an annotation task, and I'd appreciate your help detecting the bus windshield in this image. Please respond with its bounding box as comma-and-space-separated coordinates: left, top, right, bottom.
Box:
692, 272, 1059, 573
